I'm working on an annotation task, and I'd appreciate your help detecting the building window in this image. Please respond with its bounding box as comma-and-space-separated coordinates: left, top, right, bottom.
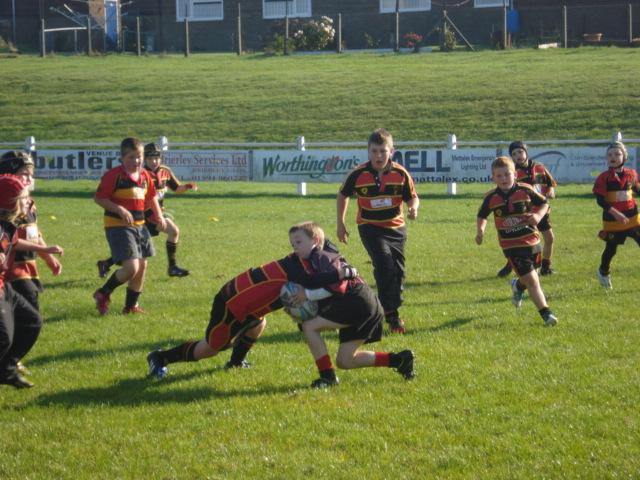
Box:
263, 0, 312, 19
176, 0, 224, 21
380, 0, 431, 14
474, 0, 508, 8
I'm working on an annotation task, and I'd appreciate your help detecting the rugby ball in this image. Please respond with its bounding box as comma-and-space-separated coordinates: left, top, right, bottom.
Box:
280, 282, 318, 322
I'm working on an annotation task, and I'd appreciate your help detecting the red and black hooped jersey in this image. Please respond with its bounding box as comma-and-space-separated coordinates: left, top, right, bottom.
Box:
145, 165, 180, 209
593, 167, 640, 232
220, 253, 343, 322
516, 160, 557, 197
95, 166, 157, 228
477, 183, 547, 252
0, 220, 18, 291
340, 161, 418, 228
9, 206, 39, 282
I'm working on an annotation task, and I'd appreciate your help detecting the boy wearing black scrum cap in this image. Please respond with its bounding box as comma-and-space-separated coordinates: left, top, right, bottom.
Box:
0, 150, 63, 310
593, 141, 639, 289
496, 141, 558, 277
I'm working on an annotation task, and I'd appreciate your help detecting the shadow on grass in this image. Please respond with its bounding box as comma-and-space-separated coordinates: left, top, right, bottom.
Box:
427, 317, 473, 332
404, 275, 496, 288
256, 329, 304, 345
26, 339, 186, 367
33, 374, 305, 407
42, 278, 95, 290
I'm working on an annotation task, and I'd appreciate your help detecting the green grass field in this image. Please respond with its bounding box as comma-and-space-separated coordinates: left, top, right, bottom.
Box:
0, 48, 638, 143
0, 180, 639, 479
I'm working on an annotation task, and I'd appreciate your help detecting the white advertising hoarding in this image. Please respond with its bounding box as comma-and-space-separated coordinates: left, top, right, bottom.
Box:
33, 150, 252, 181
253, 150, 366, 183
30, 147, 636, 184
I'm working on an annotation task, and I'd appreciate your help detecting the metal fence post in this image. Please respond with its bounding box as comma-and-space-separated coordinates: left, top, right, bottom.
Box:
25, 136, 36, 154
503, 1, 508, 50
447, 134, 457, 195
296, 136, 307, 196
184, 17, 190, 57
40, 19, 46, 57
136, 17, 142, 56
629, 4, 633, 45
159, 136, 169, 152
563, 5, 568, 48
237, 3, 242, 55
284, 15, 289, 55
87, 16, 92, 55
337, 13, 342, 53
394, 0, 400, 52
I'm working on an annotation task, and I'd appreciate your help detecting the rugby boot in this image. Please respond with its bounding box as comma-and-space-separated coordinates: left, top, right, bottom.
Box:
497, 263, 513, 278
93, 289, 111, 315
395, 350, 416, 380
168, 265, 190, 277
97, 260, 111, 278
146, 351, 168, 380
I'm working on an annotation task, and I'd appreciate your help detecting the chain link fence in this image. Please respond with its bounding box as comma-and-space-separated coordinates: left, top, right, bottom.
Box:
1, 3, 638, 55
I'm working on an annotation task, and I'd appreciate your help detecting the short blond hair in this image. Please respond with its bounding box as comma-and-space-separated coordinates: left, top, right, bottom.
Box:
492, 155, 516, 173
288, 221, 325, 247
368, 128, 394, 149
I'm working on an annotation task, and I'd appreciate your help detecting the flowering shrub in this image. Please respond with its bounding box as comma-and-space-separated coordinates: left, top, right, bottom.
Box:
404, 32, 423, 52
265, 16, 335, 54
293, 16, 335, 51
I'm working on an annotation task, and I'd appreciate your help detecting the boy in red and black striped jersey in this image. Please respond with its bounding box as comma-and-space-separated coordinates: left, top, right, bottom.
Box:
93, 138, 166, 316
1, 150, 63, 311
145, 226, 359, 381
476, 156, 558, 327
1, 151, 63, 378
0, 175, 63, 389
96, 143, 197, 278
287, 222, 415, 388
593, 141, 640, 289
337, 129, 419, 334
496, 141, 558, 277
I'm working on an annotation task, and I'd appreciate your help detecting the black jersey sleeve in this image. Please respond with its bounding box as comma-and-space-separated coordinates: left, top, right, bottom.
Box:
477, 192, 493, 219
280, 255, 340, 289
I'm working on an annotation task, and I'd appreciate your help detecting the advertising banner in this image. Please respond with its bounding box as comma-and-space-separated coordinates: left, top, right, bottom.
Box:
253, 150, 366, 183
31, 147, 636, 184
162, 150, 251, 182
33, 149, 252, 181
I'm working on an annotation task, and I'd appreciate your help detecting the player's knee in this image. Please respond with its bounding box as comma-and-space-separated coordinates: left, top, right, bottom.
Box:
248, 319, 267, 338
119, 262, 137, 279
335, 352, 355, 370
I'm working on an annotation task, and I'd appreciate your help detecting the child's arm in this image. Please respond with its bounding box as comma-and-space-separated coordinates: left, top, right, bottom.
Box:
148, 197, 167, 231
546, 186, 556, 199
336, 193, 350, 243
95, 197, 134, 226
16, 239, 63, 256
476, 217, 487, 245
36, 232, 62, 276
175, 183, 198, 194
407, 196, 419, 220
527, 202, 549, 226
595, 194, 629, 224
288, 287, 333, 306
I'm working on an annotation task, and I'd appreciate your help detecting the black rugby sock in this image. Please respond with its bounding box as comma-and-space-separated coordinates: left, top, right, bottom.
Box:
166, 241, 178, 267
101, 272, 124, 295
229, 335, 256, 365
163, 341, 198, 363
125, 288, 141, 309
